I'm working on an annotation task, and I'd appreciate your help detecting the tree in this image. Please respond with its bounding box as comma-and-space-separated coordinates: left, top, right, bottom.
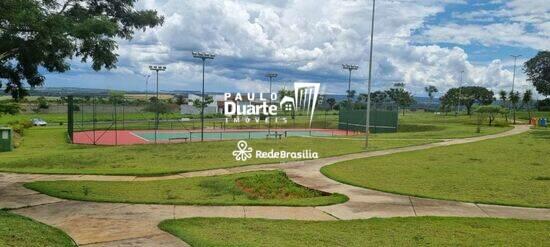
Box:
522, 89, 533, 119
326, 98, 336, 110
476, 105, 504, 126
524, 51, 550, 96
108, 92, 125, 104
0, 101, 20, 116
424, 85, 438, 105
386, 86, 415, 116
499, 90, 507, 107
0, 0, 164, 100
509, 91, 520, 124
36, 96, 49, 110
192, 95, 214, 111
441, 86, 494, 115
174, 95, 187, 105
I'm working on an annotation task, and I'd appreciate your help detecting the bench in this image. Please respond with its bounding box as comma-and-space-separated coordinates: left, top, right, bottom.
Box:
168, 137, 189, 143
266, 132, 284, 139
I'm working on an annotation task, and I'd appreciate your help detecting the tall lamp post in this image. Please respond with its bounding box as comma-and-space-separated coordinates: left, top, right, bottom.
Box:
456, 70, 464, 116
192, 51, 215, 142
365, 0, 376, 149
149, 65, 166, 144
511, 54, 521, 124
265, 73, 278, 134
342, 64, 359, 135
144, 74, 150, 100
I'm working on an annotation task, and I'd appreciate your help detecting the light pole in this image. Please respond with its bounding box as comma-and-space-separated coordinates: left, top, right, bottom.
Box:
511, 54, 521, 124
192, 51, 215, 142
265, 73, 278, 134
365, 0, 376, 149
144, 74, 150, 100
149, 65, 166, 144
456, 70, 464, 116
342, 64, 359, 135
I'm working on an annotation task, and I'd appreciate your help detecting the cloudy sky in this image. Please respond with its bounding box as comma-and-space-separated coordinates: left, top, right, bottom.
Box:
44, 0, 549, 97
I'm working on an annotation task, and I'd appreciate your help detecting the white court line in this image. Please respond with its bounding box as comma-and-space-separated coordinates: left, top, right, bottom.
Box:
129, 131, 151, 142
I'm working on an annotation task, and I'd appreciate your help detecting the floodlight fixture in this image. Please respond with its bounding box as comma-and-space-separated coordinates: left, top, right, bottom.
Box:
342, 64, 359, 71
149, 65, 167, 71
192, 52, 216, 60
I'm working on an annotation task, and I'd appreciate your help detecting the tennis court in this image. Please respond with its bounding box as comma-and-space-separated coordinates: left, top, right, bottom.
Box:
72, 129, 351, 145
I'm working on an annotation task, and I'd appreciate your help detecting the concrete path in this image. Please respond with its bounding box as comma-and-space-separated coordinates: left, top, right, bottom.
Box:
2, 125, 549, 246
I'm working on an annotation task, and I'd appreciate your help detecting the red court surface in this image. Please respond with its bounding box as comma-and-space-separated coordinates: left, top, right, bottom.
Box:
72, 130, 148, 145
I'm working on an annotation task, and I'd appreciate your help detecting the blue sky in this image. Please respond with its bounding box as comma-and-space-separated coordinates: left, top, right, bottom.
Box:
42, 0, 548, 98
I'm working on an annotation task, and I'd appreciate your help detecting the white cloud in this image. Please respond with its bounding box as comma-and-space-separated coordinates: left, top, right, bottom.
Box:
45, 0, 543, 97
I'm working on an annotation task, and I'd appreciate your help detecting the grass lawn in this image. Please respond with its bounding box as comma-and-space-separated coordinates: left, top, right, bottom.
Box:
159, 217, 550, 247
0, 210, 75, 247
0, 128, 434, 176
24, 171, 348, 206
322, 129, 550, 208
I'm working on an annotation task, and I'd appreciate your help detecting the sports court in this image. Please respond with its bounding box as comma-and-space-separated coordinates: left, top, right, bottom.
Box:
72, 128, 351, 145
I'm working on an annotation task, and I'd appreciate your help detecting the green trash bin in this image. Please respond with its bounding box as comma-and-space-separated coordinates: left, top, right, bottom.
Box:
0, 127, 13, 152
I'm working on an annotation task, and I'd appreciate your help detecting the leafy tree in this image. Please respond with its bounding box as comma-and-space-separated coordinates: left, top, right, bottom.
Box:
174, 95, 187, 105
192, 95, 214, 111
36, 96, 49, 109
522, 89, 533, 119
476, 105, 504, 126
108, 92, 125, 104
326, 98, 336, 110
0, 101, 20, 115
0, 0, 164, 100
537, 98, 550, 111
440, 86, 494, 115
524, 51, 550, 96
386, 86, 415, 116
143, 102, 172, 115
509, 91, 520, 124
424, 85, 438, 105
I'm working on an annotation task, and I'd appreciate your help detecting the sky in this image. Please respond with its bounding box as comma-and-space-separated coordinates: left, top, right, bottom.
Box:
43, 0, 549, 98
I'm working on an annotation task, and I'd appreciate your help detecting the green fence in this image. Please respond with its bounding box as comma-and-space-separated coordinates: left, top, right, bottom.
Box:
338, 107, 398, 133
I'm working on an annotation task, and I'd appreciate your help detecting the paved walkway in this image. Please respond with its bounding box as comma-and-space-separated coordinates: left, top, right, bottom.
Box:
1, 125, 549, 246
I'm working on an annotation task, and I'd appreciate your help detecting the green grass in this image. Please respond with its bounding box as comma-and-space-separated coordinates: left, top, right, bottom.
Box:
0, 128, 433, 176
0, 210, 75, 247
24, 171, 348, 206
322, 129, 550, 208
0, 111, 513, 176
159, 217, 550, 247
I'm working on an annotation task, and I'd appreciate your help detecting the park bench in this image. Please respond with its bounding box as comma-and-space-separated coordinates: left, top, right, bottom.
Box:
168, 137, 189, 143
266, 132, 284, 139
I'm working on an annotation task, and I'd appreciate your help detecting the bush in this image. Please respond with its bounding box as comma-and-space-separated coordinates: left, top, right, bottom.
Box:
7, 120, 33, 136
536, 98, 550, 111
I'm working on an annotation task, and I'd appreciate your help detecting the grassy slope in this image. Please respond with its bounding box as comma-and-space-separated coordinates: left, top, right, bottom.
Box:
0, 210, 75, 247
0, 128, 432, 176
322, 129, 550, 208
159, 217, 550, 247
24, 171, 348, 206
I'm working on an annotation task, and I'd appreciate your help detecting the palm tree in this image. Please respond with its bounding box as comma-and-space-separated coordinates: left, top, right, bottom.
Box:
424, 85, 438, 108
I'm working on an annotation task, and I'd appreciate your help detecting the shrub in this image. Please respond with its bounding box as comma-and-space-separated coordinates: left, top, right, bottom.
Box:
536, 98, 550, 111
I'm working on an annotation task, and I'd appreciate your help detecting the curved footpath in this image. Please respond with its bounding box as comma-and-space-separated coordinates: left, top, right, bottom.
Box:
1, 125, 548, 246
